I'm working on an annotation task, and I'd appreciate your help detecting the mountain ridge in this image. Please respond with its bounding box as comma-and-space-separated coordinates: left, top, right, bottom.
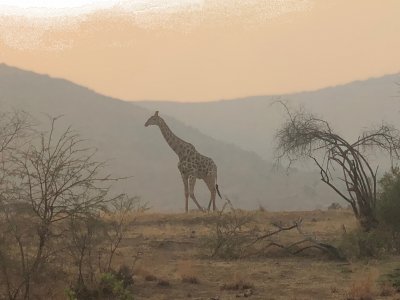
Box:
133, 72, 399, 104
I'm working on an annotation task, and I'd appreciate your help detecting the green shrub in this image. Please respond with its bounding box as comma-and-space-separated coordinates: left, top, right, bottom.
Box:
68, 271, 134, 300
339, 228, 391, 259
99, 272, 134, 300
376, 167, 400, 251
338, 167, 400, 260
378, 167, 400, 230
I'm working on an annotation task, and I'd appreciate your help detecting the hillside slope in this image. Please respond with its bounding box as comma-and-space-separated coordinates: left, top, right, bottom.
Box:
0, 64, 336, 211
136, 73, 400, 162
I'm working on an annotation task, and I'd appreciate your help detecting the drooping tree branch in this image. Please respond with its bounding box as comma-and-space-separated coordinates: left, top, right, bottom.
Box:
274, 102, 400, 231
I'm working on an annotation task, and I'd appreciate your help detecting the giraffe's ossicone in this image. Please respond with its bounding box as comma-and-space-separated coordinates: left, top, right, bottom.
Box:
145, 111, 222, 212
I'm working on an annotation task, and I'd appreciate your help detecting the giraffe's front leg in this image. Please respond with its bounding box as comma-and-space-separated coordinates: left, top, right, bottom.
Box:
181, 173, 189, 213
189, 176, 205, 212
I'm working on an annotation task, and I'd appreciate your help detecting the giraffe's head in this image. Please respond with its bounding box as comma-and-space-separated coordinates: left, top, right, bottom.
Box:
144, 111, 161, 127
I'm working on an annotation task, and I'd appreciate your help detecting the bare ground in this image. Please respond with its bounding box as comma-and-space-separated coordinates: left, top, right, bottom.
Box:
113, 209, 400, 300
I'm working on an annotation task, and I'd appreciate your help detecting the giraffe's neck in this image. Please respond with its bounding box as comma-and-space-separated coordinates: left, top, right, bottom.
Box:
158, 118, 193, 158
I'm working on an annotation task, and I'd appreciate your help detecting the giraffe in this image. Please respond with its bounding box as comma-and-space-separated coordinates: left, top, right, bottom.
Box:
144, 111, 222, 212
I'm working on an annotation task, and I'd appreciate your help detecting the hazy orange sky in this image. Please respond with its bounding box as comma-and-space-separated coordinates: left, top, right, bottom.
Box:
1, 0, 399, 102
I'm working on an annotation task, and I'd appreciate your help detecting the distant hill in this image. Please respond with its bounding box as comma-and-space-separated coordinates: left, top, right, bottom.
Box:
0, 64, 337, 211
136, 73, 400, 162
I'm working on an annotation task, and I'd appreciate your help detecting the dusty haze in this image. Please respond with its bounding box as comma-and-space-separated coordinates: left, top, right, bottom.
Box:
1, 0, 399, 102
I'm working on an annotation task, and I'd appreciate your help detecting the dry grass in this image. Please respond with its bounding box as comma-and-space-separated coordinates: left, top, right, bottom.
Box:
346, 270, 379, 300
7, 209, 396, 299
125, 209, 400, 300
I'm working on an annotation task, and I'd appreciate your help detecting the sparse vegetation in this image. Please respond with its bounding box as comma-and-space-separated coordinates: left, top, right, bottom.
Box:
220, 273, 255, 298
205, 201, 254, 259
205, 199, 345, 260
220, 279, 254, 291
0, 112, 138, 299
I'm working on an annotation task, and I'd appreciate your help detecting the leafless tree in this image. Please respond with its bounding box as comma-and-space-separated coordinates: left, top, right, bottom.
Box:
274, 103, 400, 231
0, 110, 31, 192
0, 110, 32, 300
0, 116, 123, 299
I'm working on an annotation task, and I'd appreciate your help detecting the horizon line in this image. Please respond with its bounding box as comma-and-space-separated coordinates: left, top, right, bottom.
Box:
1, 62, 399, 104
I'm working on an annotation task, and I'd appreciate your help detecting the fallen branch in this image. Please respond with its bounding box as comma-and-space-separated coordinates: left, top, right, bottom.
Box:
245, 219, 346, 260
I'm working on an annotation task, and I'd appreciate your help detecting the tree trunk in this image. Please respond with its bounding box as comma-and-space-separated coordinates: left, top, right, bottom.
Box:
356, 195, 378, 232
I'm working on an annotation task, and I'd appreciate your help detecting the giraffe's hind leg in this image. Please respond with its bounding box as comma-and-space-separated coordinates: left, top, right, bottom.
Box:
181, 173, 189, 213
204, 176, 217, 212
189, 176, 204, 212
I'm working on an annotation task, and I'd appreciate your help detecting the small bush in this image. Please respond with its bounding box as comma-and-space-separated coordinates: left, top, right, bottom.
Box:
339, 228, 391, 259
328, 202, 342, 210
99, 272, 134, 300
65, 288, 78, 300
115, 265, 135, 288
258, 204, 267, 212
203, 201, 254, 259
69, 272, 134, 300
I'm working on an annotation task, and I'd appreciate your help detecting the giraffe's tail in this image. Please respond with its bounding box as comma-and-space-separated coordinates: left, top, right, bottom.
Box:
215, 171, 222, 199
215, 184, 222, 199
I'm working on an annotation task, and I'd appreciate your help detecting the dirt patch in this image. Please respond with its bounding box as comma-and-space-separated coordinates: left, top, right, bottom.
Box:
117, 210, 399, 300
